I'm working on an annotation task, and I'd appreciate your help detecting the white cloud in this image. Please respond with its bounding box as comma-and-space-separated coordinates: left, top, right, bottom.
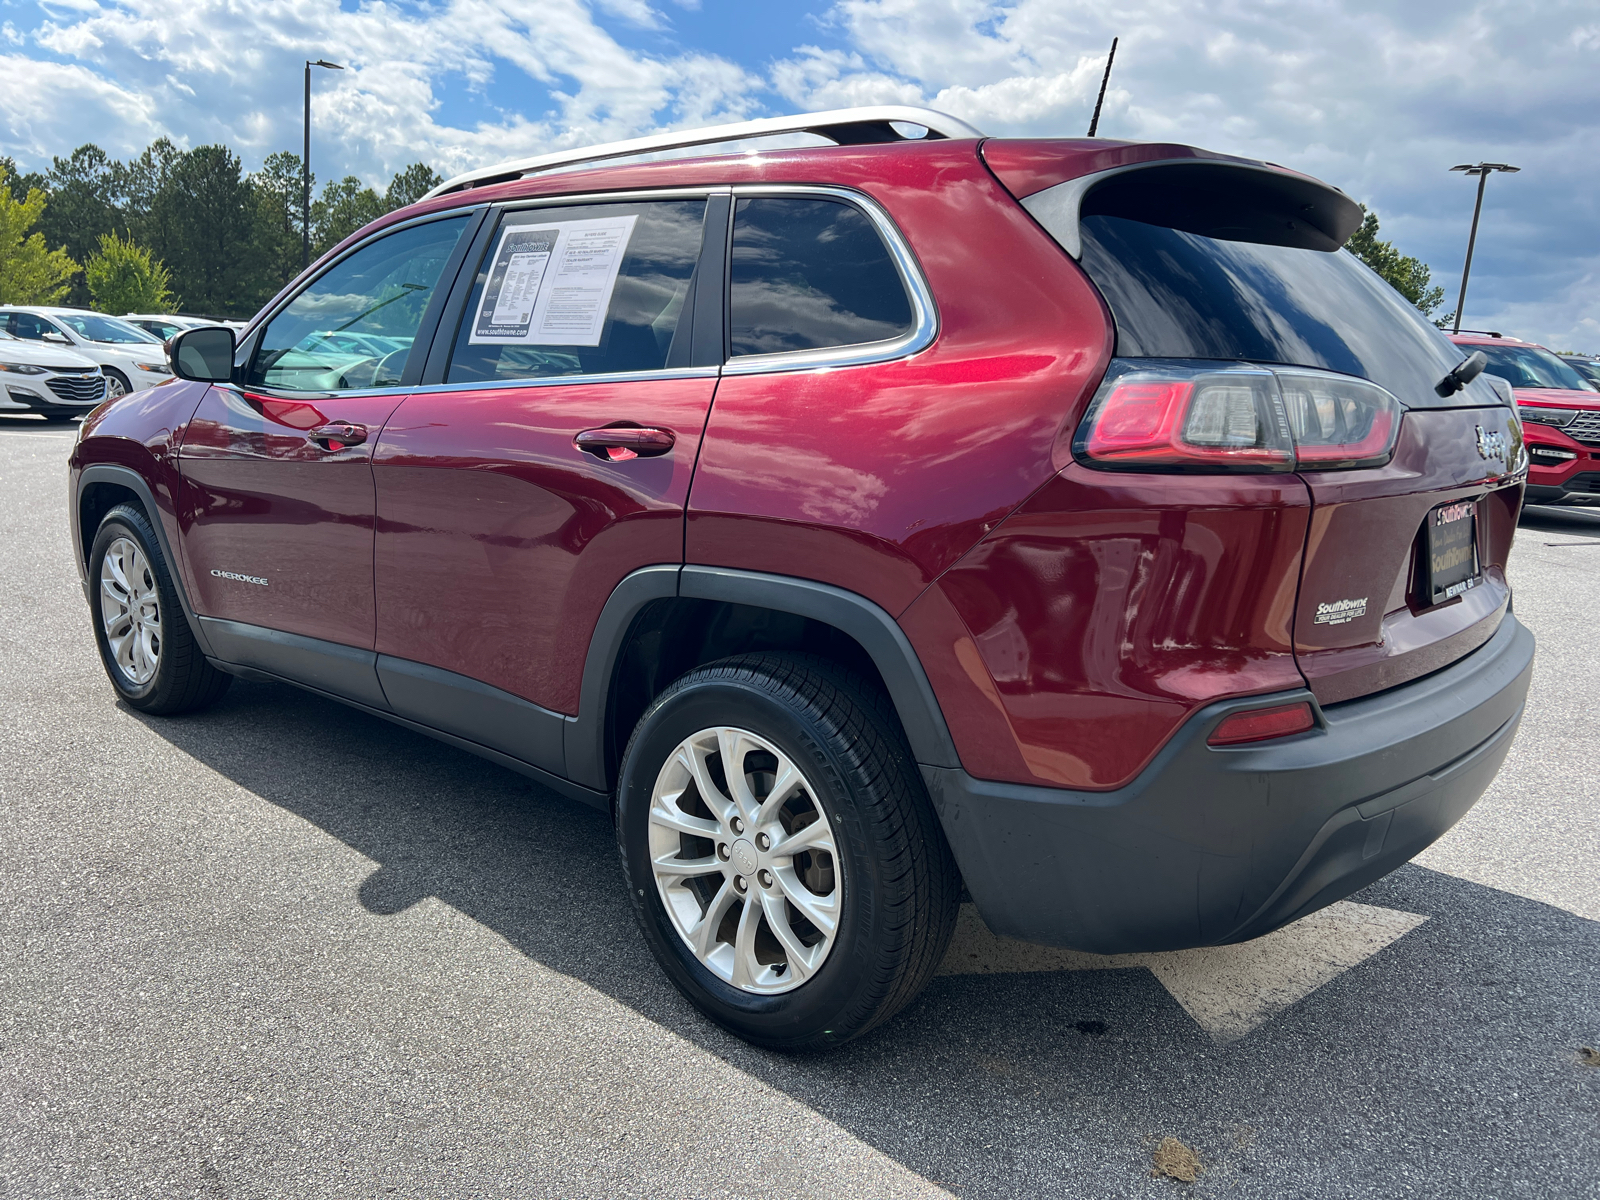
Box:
2, 0, 1596, 347
769, 0, 1600, 349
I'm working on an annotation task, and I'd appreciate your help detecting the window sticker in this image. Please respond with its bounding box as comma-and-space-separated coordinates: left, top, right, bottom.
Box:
469, 215, 638, 347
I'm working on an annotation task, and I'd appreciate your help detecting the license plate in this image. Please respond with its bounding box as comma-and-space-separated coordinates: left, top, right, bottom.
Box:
1424, 499, 1479, 604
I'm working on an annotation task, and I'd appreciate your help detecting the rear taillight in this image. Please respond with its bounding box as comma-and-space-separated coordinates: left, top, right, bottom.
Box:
1207, 701, 1316, 746
1076, 361, 1401, 473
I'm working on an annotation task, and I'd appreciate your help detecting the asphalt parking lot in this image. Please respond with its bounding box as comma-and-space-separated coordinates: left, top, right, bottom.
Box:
2, 418, 1596, 1199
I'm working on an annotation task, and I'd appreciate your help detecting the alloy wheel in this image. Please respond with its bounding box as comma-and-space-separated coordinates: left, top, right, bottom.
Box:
104, 374, 127, 399
100, 536, 161, 684
649, 726, 843, 994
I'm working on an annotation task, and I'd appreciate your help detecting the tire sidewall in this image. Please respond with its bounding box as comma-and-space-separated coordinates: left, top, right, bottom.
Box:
617, 675, 883, 1046
89, 510, 172, 706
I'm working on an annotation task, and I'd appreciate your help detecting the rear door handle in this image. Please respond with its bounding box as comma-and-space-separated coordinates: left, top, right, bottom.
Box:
308, 422, 368, 451
574, 426, 675, 462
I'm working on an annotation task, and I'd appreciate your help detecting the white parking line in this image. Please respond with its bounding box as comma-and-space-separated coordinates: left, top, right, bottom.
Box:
937, 901, 1428, 1043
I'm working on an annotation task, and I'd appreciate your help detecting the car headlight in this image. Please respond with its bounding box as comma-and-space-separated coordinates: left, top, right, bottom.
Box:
133, 361, 172, 375
0, 361, 50, 375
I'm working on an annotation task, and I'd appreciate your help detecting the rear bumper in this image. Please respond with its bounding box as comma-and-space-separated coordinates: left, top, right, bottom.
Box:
924, 613, 1534, 954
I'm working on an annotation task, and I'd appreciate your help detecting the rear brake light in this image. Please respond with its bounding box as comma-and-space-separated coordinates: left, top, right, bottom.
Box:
1076, 362, 1401, 473
1207, 701, 1316, 746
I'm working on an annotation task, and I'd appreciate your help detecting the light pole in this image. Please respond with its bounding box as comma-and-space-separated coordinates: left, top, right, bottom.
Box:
1448, 161, 1519, 335
305, 58, 347, 267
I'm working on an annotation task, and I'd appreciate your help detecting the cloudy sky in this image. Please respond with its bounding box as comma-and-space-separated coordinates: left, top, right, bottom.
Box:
3, 0, 1597, 349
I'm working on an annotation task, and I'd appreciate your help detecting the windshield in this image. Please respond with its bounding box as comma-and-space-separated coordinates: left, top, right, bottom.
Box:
53, 312, 161, 344
1476, 343, 1596, 392
1073, 214, 1505, 410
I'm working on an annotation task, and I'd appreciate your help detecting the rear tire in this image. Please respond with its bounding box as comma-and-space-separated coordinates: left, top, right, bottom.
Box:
88, 503, 231, 715
616, 652, 960, 1049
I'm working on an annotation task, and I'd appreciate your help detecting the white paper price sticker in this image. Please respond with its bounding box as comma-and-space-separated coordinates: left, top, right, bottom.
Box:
469, 214, 638, 347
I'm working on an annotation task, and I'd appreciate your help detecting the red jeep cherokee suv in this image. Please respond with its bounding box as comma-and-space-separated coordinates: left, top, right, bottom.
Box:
69, 107, 1534, 1049
1449, 331, 1600, 505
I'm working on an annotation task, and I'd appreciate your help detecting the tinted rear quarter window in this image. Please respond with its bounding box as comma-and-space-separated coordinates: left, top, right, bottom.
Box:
729, 197, 913, 357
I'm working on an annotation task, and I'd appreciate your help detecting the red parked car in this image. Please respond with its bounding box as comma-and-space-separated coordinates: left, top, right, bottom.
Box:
69, 107, 1534, 1049
1449, 331, 1600, 505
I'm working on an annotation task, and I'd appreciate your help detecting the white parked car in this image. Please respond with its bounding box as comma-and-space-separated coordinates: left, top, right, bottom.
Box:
122, 313, 232, 341
0, 328, 107, 421
0, 307, 170, 397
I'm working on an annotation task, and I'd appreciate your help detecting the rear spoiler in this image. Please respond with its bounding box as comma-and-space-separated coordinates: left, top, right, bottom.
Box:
984, 143, 1363, 257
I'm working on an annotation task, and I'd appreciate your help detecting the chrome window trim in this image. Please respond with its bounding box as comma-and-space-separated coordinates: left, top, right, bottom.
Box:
414, 365, 721, 396
213, 364, 723, 403
720, 184, 938, 376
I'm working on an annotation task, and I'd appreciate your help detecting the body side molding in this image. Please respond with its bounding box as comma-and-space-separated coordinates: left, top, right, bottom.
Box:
377, 653, 569, 778
200, 618, 389, 709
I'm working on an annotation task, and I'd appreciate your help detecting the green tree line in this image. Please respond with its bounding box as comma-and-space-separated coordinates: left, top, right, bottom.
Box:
0, 141, 440, 318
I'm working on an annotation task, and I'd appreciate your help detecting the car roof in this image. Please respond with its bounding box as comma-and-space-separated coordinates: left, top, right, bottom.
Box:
1449, 332, 1545, 349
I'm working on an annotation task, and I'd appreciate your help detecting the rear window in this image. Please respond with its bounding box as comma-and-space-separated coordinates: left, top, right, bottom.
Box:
1075, 214, 1503, 410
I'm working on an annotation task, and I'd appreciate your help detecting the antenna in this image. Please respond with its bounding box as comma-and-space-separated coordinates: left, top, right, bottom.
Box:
1087, 37, 1118, 138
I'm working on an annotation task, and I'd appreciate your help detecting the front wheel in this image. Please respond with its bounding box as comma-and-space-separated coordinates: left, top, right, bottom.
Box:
88, 503, 231, 714
616, 653, 960, 1049
102, 369, 131, 400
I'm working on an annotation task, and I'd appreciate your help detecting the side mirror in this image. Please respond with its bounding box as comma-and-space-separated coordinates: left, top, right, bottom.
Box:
170, 326, 236, 383
1435, 350, 1488, 397
41, 331, 72, 345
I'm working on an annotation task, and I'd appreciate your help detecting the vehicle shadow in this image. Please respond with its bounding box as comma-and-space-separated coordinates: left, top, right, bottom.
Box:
1519, 502, 1600, 540
130, 678, 1599, 1198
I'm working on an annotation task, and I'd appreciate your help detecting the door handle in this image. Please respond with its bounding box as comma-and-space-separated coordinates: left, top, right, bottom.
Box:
574, 426, 675, 462
308, 422, 368, 451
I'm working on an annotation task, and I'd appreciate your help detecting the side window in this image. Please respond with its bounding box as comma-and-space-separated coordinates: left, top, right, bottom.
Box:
446, 199, 706, 383
7, 312, 51, 340
728, 197, 914, 357
246, 215, 469, 391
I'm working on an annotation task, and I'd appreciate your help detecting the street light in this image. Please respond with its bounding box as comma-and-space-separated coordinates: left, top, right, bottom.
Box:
1448, 161, 1519, 335
305, 59, 347, 270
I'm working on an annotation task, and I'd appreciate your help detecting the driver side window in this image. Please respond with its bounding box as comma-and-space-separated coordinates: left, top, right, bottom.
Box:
246, 215, 469, 392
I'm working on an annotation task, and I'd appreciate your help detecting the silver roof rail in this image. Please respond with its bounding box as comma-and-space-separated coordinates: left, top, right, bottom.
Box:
422, 105, 985, 200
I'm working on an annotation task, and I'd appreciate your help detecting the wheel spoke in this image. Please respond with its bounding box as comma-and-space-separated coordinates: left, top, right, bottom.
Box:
678, 744, 733, 823
648, 801, 720, 840
104, 550, 131, 594
689, 880, 737, 960
717, 727, 761, 819
759, 890, 816, 982
753, 759, 806, 829
729, 896, 763, 990
775, 818, 834, 858
651, 851, 722, 879
776, 868, 839, 937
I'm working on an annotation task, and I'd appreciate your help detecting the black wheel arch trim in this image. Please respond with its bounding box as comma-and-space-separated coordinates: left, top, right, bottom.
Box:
75, 463, 215, 658
564, 564, 962, 791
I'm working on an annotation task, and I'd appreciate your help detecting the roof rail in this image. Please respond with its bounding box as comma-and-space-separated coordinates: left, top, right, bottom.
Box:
422, 105, 985, 200
1453, 329, 1506, 339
